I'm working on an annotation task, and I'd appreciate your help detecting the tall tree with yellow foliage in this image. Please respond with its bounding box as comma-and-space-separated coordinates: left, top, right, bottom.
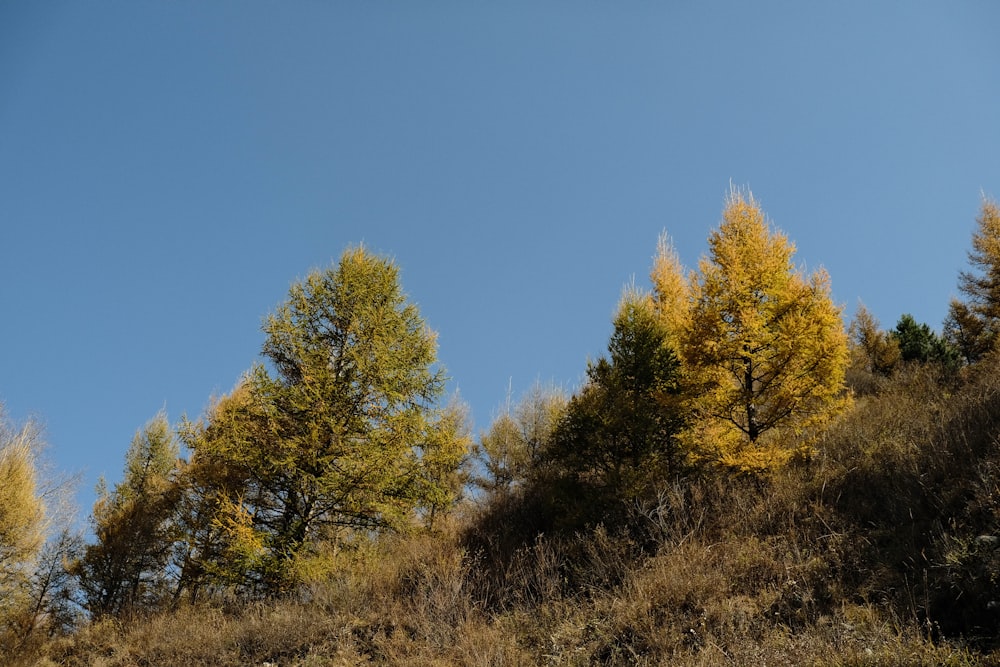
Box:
0, 411, 46, 639
682, 189, 849, 468
650, 232, 690, 353
944, 196, 1000, 363
74, 413, 180, 617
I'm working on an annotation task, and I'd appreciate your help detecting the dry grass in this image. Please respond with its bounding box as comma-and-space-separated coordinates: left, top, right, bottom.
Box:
15, 523, 986, 667
16, 358, 1000, 665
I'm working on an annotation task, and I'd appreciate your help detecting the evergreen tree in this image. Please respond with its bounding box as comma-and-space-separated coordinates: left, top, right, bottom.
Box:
545, 289, 685, 523
892, 314, 959, 368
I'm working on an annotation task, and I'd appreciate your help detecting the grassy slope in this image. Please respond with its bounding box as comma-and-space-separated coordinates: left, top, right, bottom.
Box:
16, 358, 1000, 666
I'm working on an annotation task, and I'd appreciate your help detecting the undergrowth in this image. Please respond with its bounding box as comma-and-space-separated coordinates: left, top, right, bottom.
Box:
12, 357, 1000, 665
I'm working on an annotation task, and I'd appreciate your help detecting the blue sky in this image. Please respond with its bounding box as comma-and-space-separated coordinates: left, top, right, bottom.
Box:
2, 2, 998, 518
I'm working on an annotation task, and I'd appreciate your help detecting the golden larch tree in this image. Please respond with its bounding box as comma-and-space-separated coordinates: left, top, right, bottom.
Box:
73, 413, 180, 617
848, 302, 901, 376
0, 412, 46, 630
180, 247, 470, 595
682, 189, 849, 469
650, 232, 691, 353
945, 196, 1000, 363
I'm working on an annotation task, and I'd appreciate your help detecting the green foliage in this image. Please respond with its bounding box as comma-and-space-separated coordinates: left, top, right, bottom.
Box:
892, 313, 959, 368
39, 355, 1000, 664
182, 247, 468, 594
544, 289, 685, 524
29, 194, 1000, 663
21, 207, 1000, 663
472, 383, 567, 496
73, 412, 180, 617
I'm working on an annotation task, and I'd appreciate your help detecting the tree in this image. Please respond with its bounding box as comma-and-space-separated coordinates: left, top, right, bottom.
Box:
184, 247, 468, 593
944, 196, 1000, 363
848, 303, 901, 376
682, 189, 849, 468
650, 232, 691, 353
17, 530, 82, 641
943, 299, 992, 365
472, 383, 567, 497
892, 313, 959, 368
171, 388, 259, 603
73, 412, 180, 617
958, 197, 1000, 321
0, 411, 46, 633
545, 288, 685, 523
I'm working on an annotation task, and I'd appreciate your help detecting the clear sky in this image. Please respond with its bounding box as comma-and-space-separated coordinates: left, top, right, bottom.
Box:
2, 2, 998, 518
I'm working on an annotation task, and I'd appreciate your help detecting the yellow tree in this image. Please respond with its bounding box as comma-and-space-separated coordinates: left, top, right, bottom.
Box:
944, 196, 1000, 363
650, 232, 690, 353
848, 302, 901, 377
683, 189, 849, 469
73, 412, 180, 617
0, 411, 46, 634
472, 382, 567, 497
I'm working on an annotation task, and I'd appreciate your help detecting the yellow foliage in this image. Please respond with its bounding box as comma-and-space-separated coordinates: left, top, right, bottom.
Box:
650, 232, 690, 353
681, 188, 849, 469
0, 413, 46, 623
962, 197, 1000, 321
949, 195, 1000, 361
848, 303, 900, 376
208, 496, 266, 583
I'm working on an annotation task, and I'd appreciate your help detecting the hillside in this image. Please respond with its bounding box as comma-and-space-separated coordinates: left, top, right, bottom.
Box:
6, 198, 1000, 665
6, 351, 1000, 665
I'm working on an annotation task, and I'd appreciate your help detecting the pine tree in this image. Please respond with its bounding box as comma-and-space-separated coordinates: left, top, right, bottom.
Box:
892, 314, 959, 368
683, 189, 849, 469
545, 288, 685, 523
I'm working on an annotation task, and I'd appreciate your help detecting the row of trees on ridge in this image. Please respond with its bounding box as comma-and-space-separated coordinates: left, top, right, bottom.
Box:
1, 188, 999, 640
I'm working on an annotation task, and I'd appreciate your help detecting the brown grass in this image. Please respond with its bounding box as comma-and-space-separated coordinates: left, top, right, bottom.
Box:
15, 523, 985, 666
16, 358, 1000, 665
